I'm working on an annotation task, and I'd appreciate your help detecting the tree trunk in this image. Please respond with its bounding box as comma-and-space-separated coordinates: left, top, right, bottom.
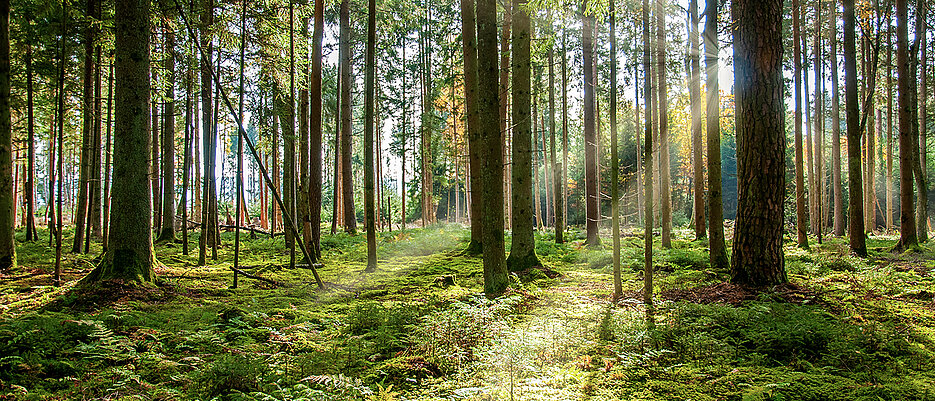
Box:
705, 0, 727, 269
462, 0, 481, 251
87, 0, 154, 282
158, 27, 176, 242
283, 3, 296, 267
54, 2, 66, 281
793, 0, 807, 246
641, 0, 655, 319
832, 4, 844, 236
844, 0, 868, 255
151, 67, 161, 236
886, 19, 893, 232
363, 0, 377, 271
730, 0, 787, 287
689, 0, 704, 240
916, 18, 928, 241
309, 0, 324, 261
73, 0, 96, 253
561, 28, 568, 239
506, 0, 538, 271
24, 41, 36, 242
0, 0, 13, 271
657, 0, 671, 249
298, 16, 311, 263
339, 0, 356, 233
583, 3, 599, 247
500, 6, 511, 230
813, 5, 824, 242
181, 45, 191, 254
477, 0, 507, 295
199, 0, 216, 266
549, 37, 562, 244
610, 1, 622, 299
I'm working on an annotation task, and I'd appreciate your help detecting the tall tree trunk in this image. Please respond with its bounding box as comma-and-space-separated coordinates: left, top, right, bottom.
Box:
657, 0, 671, 248
689, 0, 704, 240
54, 2, 66, 280
102, 63, 113, 251
88, 35, 103, 246
152, 67, 161, 236
73, 0, 96, 253
477, 0, 507, 295
641, 0, 655, 320
0, 0, 13, 272
339, 0, 356, 233
87, 0, 154, 282
610, 0, 622, 299
730, 0, 787, 286
363, 0, 377, 271
309, 0, 324, 261
298, 15, 311, 262
506, 0, 538, 271
421, 1, 435, 227
832, 4, 844, 236
158, 27, 176, 242
844, 0, 868, 255
462, 0, 481, 251
549, 34, 562, 244
199, 0, 215, 266
24, 41, 36, 242
705, 0, 727, 269
561, 28, 568, 238
283, 3, 296, 267
793, 0, 808, 246
181, 45, 191, 254
399, 45, 406, 231
813, 3, 824, 242
916, 18, 928, 241
895, 0, 918, 251
886, 18, 894, 232
583, 2, 599, 247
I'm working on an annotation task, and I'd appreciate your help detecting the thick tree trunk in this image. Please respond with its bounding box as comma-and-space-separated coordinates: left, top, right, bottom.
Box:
0, 0, 13, 271
339, 0, 356, 233
73, 0, 96, 253
730, 0, 787, 287
500, 7, 511, 230
462, 0, 481, 252
844, 0, 868, 255
477, 0, 507, 295
198, 0, 216, 266
298, 17, 310, 263
506, 0, 538, 271
87, 0, 154, 282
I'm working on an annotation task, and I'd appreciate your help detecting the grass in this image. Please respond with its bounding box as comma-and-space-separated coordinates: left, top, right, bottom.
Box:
0, 225, 934, 400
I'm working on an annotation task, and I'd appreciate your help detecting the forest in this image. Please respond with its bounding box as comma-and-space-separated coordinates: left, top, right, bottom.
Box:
1, 0, 935, 399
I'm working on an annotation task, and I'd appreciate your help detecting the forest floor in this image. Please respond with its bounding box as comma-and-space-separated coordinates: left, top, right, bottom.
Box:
1, 224, 935, 400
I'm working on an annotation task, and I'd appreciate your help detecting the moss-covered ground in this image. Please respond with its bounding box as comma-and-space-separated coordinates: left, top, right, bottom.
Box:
1, 225, 934, 400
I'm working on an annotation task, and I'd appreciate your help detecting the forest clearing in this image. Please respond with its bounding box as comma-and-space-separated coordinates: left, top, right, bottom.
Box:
2, 0, 935, 399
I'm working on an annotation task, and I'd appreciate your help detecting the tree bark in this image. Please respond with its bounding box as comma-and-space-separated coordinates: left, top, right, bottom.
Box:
158, 26, 176, 242
477, 0, 507, 295
730, 0, 787, 287
309, 0, 324, 261
363, 0, 377, 271
86, 0, 154, 282
610, 0, 622, 299
689, 0, 704, 240
642, 0, 655, 320
0, 0, 14, 271
583, 2, 599, 247
24, 41, 36, 242
832, 4, 844, 236
339, 0, 356, 233
793, 0, 807, 247
462, 0, 482, 252
657, 0, 671, 249
73, 0, 96, 253
844, 0, 867, 255
886, 18, 894, 232
506, 0, 538, 271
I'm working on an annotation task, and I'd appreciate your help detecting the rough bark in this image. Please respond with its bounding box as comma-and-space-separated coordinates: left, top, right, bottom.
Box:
657, 0, 671, 249
477, 0, 507, 295
833, 4, 844, 236
73, 0, 96, 253
610, 1, 622, 299
689, 0, 704, 240
339, 0, 356, 233
793, 0, 808, 247
86, 0, 154, 282
309, 0, 324, 261
0, 0, 14, 271
462, 0, 482, 252
642, 0, 655, 320
24, 42, 36, 242
363, 0, 377, 271
583, 3, 599, 247
506, 0, 539, 271
730, 0, 787, 286
158, 27, 176, 242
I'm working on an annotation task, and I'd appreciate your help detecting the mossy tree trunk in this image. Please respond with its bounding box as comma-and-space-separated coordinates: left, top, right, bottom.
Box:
506, 0, 539, 272
477, 0, 507, 295
87, 0, 154, 283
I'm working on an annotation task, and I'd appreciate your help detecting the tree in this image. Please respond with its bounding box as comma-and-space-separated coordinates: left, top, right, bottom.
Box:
363, 0, 377, 271
642, 0, 655, 318
730, 0, 787, 286
0, 0, 13, 272
793, 0, 808, 248
689, 0, 704, 240
548, 18, 562, 245
73, 0, 97, 253
657, 0, 671, 249
309, 0, 324, 261
85, 0, 154, 282
461, 0, 482, 253
157, 24, 176, 242
506, 0, 538, 271
610, 0, 622, 299
339, 0, 356, 234
833, 3, 844, 237
886, 16, 893, 232
845, 0, 867, 255
705, 0, 728, 269
24, 30, 36, 242
582, 0, 599, 247
477, 0, 507, 295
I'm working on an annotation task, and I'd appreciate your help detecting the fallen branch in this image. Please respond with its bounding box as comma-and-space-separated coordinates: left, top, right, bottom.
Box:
229, 267, 288, 287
